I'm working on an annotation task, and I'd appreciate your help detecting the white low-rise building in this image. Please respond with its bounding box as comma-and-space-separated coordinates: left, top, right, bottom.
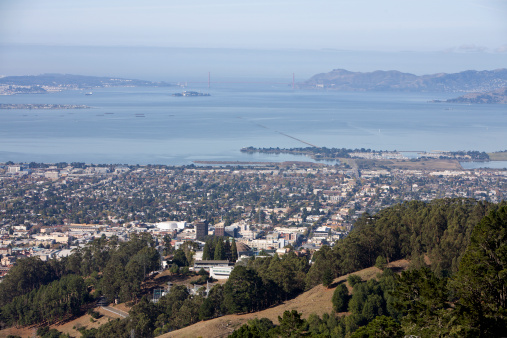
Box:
209, 266, 234, 280
155, 221, 187, 231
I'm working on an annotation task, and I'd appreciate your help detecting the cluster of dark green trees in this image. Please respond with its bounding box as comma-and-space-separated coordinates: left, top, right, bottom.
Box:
77, 250, 311, 337
0, 233, 160, 327
231, 271, 403, 337
448, 150, 490, 161
232, 202, 507, 337
230, 310, 402, 338
202, 237, 238, 261
1, 274, 88, 327
305, 198, 502, 289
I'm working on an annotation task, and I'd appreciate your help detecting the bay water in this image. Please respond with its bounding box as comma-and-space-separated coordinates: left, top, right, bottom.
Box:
1, 84, 506, 166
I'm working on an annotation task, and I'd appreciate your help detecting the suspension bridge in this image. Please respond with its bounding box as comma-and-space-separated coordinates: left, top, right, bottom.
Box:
177, 72, 297, 89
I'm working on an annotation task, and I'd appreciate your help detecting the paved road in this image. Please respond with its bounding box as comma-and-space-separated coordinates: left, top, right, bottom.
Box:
101, 306, 129, 318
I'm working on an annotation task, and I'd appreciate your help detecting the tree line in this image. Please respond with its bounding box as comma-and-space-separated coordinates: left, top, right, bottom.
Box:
305, 198, 504, 290
202, 237, 238, 261
0, 233, 160, 327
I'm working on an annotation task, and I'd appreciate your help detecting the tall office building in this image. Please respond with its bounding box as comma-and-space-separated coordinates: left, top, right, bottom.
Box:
214, 222, 225, 237
195, 221, 208, 241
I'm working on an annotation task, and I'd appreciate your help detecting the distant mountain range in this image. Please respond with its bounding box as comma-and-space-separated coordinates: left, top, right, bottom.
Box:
0, 73, 172, 90
303, 68, 507, 93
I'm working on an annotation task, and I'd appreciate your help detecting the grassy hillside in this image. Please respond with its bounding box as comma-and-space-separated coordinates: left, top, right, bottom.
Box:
489, 151, 507, 161
162, 260, 409, 338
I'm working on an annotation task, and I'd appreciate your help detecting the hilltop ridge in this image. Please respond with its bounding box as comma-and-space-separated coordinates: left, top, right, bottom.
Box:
303, 68, 507, 92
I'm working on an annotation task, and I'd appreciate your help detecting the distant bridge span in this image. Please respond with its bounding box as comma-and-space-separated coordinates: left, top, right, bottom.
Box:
179, 72, 296, 88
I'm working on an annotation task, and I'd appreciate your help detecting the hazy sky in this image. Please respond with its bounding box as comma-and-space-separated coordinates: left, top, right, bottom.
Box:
0, 0, 506, 80
1, 0, 506, 52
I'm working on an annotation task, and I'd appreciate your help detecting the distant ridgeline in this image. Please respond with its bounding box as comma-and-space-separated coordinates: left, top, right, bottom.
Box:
241, 146, 490, 161
303, 68, 507, 93
0, 73, 173, 95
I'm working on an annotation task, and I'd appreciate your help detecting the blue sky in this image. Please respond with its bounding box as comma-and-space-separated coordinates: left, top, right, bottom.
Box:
1, 0, 506, 52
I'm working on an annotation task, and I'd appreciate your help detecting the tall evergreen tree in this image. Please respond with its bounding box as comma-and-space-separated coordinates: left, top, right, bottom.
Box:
214, 240, 225, 260
224, 239, 231, 261
322, 268, 334, 288
173, 249, 188, 267
202, 240, 212, 261
223, 266, 263, 313
332, 283, 350, 312
163, 234, 173, 255
231, 238, 238, 262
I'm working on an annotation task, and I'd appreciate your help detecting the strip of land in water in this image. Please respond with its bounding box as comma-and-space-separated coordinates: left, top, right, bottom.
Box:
0, 103, 91, 109
194, 158, 463, 170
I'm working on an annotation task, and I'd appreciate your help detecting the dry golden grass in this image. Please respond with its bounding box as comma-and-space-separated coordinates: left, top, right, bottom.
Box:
0, 308, 112, 338
0, 326, 36, 338
162, 260, 409, 338
51, 311, 113, 337
489, 151, 507, 161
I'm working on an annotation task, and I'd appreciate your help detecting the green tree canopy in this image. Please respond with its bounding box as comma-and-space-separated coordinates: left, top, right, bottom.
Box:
454, 205, 507, 337
173, 248, 188, 267
332, 283, 350, 312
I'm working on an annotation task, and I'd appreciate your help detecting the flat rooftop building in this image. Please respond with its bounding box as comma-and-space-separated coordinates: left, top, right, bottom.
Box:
193, 260, 230, 272
195, 221, 208, 241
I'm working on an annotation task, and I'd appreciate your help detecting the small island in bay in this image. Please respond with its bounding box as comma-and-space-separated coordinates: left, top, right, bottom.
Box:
0, 103, 91, 109
172, 91, 210, 97
240, 146, 490, 161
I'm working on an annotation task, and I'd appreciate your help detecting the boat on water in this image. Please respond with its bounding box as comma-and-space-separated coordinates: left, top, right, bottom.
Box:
85, 92, 93, 96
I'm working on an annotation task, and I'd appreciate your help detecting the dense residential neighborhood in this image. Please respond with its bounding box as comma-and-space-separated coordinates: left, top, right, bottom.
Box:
0, 160, 505, 281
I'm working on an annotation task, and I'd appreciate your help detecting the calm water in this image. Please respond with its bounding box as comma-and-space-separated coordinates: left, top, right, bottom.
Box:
1, 85, 506, 165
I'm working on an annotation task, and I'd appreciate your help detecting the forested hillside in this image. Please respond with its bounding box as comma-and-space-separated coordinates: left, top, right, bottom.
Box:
0, 198, 505, 337
0, 233, 160, 328
306, 198, 502, 289
232, 201, 507, 337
